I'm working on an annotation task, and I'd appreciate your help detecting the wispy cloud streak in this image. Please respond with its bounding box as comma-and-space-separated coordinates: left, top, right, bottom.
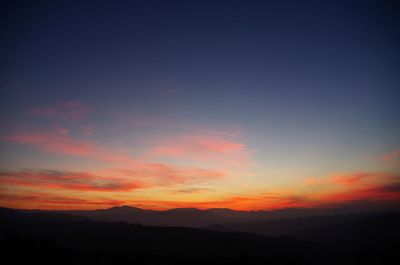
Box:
0, 170, 143, 192
30, 100, 88, 121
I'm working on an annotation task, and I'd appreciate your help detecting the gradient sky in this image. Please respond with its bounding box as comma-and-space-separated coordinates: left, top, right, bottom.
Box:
1, 0, 399, 210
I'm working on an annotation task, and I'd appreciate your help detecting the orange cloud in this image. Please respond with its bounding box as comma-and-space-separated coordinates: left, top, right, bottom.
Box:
330, 172, 372, 185
302, 172, 400, 207
0, 170, 144, 192
305, 172, 399, 187
174, 187, 213, 194
0, 192, 123, 210
117, 192, 317, 211
304, 178, 323, 185
320, 183, 400, 204
1, 171, 398, 211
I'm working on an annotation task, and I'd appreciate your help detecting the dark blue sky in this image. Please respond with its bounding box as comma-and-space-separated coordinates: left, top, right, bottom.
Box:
2, 1, 398, 105
3, 0, 399, 141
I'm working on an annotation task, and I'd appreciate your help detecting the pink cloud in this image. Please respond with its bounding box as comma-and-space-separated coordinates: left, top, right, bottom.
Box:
149, 135, 250, 166
114, 165, 224, 186
80, 124, 95, 136
1, 128, 225, 188
0, 169, 144, 192
0, 164, 222, 194
2, 128, 95, 156
30, 100, 88, 121
3, 107, 248, 192
383, 150, 400, 161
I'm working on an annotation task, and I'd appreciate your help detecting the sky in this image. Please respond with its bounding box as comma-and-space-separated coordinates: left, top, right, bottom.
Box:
1, 0, 399, 210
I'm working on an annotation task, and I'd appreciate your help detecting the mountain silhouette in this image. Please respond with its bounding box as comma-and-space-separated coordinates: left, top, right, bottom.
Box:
1, 206, 399, 264
0, 207, 316, 265
17, 204, 400, 228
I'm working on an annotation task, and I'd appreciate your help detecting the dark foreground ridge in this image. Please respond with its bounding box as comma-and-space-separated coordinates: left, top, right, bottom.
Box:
0, 207, 399, 265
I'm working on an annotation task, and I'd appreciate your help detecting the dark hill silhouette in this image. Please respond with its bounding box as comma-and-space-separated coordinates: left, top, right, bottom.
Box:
221, 212, 379, 236
0, 207, 316, 265
1, 207, 399, 264
17, 204, 400, 228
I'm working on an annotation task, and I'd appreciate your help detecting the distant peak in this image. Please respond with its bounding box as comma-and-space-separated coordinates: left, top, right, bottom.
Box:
167, 208, 202, 212
110, 205, 129, 209
207, 208, 239, 212
108, 205, 144, 211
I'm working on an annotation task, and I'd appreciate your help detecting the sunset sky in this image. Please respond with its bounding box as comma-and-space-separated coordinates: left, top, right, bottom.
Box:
1, 0, 399, 210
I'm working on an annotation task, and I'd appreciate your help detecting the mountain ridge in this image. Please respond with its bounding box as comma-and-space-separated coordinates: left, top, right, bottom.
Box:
4, 204, 400, 229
